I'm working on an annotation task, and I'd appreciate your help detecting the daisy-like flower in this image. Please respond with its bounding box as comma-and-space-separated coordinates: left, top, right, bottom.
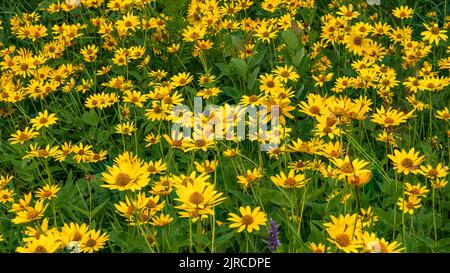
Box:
30, 110, 58, 130
175, 178, 225, 218
61, 223, 89, 246
8, 127, 39, 145
270, 170, 308, 188
228, 206, 267, 233
336, 4, 359, 20
237, 168, 263, 188
101, 161, 149, 192
171, 72, 193, 87
143, 159, 167, 175
371, 106, 414, 127
0, 174, 14, 189
123, 90, 148, 108
361, 232, 404, 253
12, 199, 48, 224
144, 133, 161, 147
397, 195, 421, 214
16, 231, 61, 253
388, 148, 425, 175
324, 214, 363, 253
404, 182, 429, 198
0, 189, 14, 203
196, 87, 221, 99
35, 184, 61, 200
392, 6, 414, 19
115, 121, 136, 136
420, 164, 449, 179
150, 213, 174, 227
79, 229, 109, 253
309, 242, 329, 253
273, 64, 300, 83
436, 107, 450, 121
194, 159, 219, 174
421, 23, 448, 45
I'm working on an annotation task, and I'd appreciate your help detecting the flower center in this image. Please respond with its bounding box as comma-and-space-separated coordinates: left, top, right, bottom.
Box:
335, 233, 350, 247
242, 215, 254, 225
400, 158, 414, 169
85, 239, 97, 247
284, 178, 297, 187
34, 245, 48, 253
189, 191, 204, 205
428, 169, 438, 177
115, 173, 131, 186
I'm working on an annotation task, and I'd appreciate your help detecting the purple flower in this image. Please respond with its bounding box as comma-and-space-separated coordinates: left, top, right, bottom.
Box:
268, 218, 281, 252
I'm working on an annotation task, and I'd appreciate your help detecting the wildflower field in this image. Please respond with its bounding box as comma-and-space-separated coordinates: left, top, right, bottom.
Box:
0, 0, 449, 254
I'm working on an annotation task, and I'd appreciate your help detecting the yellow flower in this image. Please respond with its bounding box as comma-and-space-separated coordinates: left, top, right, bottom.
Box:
397, 195, 421, 214
404, 182, 429, 198
436, 107, 450, 121
12, 199, 48, 224
35, 184, 61, 200
259, 74, 283, 94
30, 110, 58, 130
194, 159, 219, 174
115, 12, 140, 34
0, 189, 14, 203
101, 160, 149, 192
144, 159, 167, 175
388, 148, 425, 175
324, 214, 363, 253
431, 178, 448, 189
115, 121, 136, 136
361, 232, 404, 253
336, 4, 359, 20
253, 22, 278, 43
80, 44, 99, 62
79, 229, 109, 253
309, 242, 328, 253
8, 127, 39, 145
0, 174, 14, 189
421, 23, 448, 45
392, 6, 414, 19
331, 155, 370, 180
175, 178, 225, 217
145, 133, 161, 147
16, 231, 61, 253
71, 143, 94, 164
151, 213, 174, 227
237, 168, 263, 188
371, 106, 414, 128
228, 206, 267, 233
270, 170, 308, 188
123, 90, 148, 107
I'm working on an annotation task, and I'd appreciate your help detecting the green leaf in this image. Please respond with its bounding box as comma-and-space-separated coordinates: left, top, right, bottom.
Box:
248, 49, 266, 69
215, 231, 236, 247
215, 62, 230, 76
110, 231, 129, 248
55, 172, 75, 208
281, 30, 299, 52
226, 189, 252, 204
69, 204, 90, 218
230, 58, 248, 76
83, 110, 100, 126
292, 47, 305, 67
247, 66, 260, 91
231, 35, 244, 51
91, 199, 110, 218
416, 236, 435, 249
271, 192, 292, 208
